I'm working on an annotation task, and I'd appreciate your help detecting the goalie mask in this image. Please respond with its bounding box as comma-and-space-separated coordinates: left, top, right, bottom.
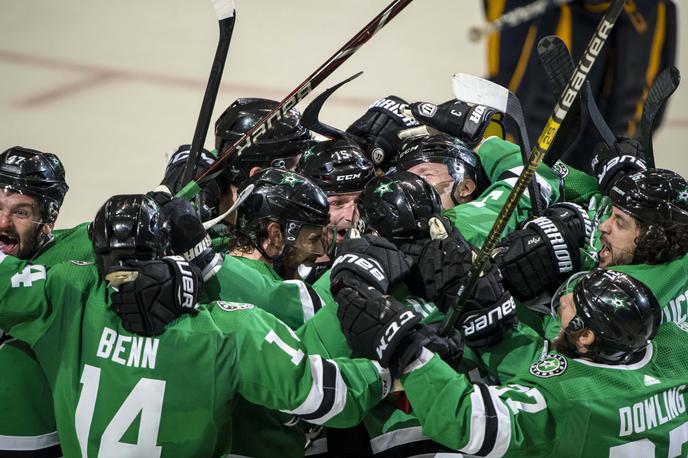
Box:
90, 194, 169, 278
297, 138, 374, 195
552, 268, 661, 364
215, 98, 313, 186
236, 168, 330, 260
0, 146, 68, 224
396, 134, 486, 204
356, 170, 442, 246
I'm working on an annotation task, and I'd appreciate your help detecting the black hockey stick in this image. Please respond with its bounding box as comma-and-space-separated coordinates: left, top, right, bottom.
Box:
469, 0, 573, 43
638, 66, 681, 168
451, 74, 544, 216
301, 72, 364, 140
177, 0, 414, 200
440, 0, 627, 336
537, 35, 617, 168
181, 0, 237, 188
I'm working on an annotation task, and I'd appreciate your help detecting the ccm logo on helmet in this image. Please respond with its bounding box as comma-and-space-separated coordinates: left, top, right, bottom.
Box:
171, 257, 196, 309
529, 217, 573, 273
376, 310, 416, 359
462, 297, 516, 337
332, 254, 385, 282
336, 173, 361, 182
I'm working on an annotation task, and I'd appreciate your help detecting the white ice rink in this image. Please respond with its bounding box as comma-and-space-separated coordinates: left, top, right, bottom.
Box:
1, 0, 686, 228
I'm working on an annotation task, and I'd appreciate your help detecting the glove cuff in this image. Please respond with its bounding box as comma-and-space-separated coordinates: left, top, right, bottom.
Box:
525, 216, 580, 276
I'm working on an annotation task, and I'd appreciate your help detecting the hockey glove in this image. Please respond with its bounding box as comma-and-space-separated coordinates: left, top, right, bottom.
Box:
494, 203, 590, 301
159, 144, 220, 221
330, 234, 413, 295
110, 256, 203, 336
346, 96, 419, 169
591, 137, 647, 195
160, 198, 220, 280
409, 100, 502, 148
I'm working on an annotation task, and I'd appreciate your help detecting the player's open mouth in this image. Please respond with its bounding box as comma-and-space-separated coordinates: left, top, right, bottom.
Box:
0, 233, 19, 255
598, 241, 611, 263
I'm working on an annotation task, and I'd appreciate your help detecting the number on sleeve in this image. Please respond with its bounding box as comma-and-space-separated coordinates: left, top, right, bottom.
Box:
265, 330, 305, 365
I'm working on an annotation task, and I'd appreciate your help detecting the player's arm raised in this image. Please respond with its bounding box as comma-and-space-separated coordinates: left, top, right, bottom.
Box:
218, 304, 391, 428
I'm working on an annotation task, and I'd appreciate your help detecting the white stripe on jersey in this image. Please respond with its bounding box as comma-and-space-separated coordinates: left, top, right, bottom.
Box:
458, 385, 487, 455
284, 279, 316, 321
485, 386, 513, 458
0, 431, 59, 451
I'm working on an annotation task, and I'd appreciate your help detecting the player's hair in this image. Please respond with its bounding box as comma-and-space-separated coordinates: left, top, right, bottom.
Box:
633, 221, 688, 265
227, 219, 272, 254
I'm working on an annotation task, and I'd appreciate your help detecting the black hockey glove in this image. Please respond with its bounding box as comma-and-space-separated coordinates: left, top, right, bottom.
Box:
346, 96, 419, 169
591, 137, 647, 195
158, 144, 221, 221
160, 198, 219, 280
110, 256, 203, 336
401, 235, 474, 311
494, 203, 590, 301
330, 234, 413, 295
410, 100, 501, 148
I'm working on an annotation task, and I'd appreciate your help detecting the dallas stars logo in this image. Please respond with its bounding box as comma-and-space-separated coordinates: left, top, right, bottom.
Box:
609, 292, 628, 310
280, 173, 304, 187
374, 181, 394, 197
676, 187, 688, 205
530, 353, 567, 378
302, 147, 316, 162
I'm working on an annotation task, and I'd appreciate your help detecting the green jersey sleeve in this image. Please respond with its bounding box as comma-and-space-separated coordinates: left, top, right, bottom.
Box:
210, 302, 390, 428
443, 137, 561, 248
550, 160, 600, 205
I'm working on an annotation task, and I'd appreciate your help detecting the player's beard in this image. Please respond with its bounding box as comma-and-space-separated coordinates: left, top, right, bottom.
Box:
273, 246, 317, 280
552, 329, 581, 358
0, 224, 42, 259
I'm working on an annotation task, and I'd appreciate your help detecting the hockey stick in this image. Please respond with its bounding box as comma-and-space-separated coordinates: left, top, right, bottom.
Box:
177, 0, 414, 200
638, 66, 681, 168
440, 0, 627, 336
181, 0, 237, 188
537, 35, 617, 167
469, 0, 573, 43
451, 74, 544, 216
301, 72, 364, 140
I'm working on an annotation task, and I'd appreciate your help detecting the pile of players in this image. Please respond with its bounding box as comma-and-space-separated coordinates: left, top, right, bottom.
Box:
1, 88, 687, 458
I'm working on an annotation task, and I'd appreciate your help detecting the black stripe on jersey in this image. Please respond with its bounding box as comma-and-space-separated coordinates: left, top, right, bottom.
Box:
305, 283, 324, 315
0, 443, 62, 458
299, 358, 337, 422
475, 383, 498, 457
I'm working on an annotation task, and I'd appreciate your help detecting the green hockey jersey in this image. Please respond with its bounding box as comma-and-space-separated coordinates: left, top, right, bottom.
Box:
0, 222, 93, 457
0, 253, 388, 458
401, 322, 688, 457
443, 137, 562, 248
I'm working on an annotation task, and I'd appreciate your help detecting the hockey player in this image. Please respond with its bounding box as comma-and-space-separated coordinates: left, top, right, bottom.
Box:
213, 97, 312, 220
0, 146, 72, 457
337, 265, 688, 456
296, 137, 374, 283
0, 194, 390, 458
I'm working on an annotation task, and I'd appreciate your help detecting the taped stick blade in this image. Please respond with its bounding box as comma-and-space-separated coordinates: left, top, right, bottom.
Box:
452, 73, 509, 113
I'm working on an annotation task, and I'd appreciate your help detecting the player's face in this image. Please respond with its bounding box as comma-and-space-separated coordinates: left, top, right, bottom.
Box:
406, 163, 456, 210
598, 206, 640, 267
327, 192, 359, 244
0, 189, 45, 258
552, 293, 580, 355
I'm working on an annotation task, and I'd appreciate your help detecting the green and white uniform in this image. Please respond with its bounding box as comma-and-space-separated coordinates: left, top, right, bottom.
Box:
0, 253, 389, 458
0, 222, 92, 457
402, 321, 688, 457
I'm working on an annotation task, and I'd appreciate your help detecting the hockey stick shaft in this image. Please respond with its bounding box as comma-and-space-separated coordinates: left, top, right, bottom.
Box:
469, 0, 572, 42
181, 0, 237, 188
440, 0, 627, 336
638, 66, 680, 168
177, 0, 414, 199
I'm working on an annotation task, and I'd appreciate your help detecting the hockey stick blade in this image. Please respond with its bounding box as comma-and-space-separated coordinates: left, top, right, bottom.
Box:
440, 0, 627, 336
301, 72, 363, 139
638, 66, 680, 168
177, 0, 414, 201
180, 0, 237, 189
452, 73, 544, 215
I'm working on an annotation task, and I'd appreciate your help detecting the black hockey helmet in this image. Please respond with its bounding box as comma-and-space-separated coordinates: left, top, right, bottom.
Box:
90, 194, 169, 277
356, 170, 442, 245
296, 138, 374, 195
215, 98, 312, 186
236, 168, 329, 255
0, 146, 69, 223
609, 168, 688, 226
561, 268, 661, 364
396, 134, 486, 202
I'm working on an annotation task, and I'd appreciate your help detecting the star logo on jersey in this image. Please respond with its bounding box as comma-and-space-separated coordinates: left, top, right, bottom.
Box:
280, 173, 304, 188
374, 181, 394, 197
530, 353, 567, 378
